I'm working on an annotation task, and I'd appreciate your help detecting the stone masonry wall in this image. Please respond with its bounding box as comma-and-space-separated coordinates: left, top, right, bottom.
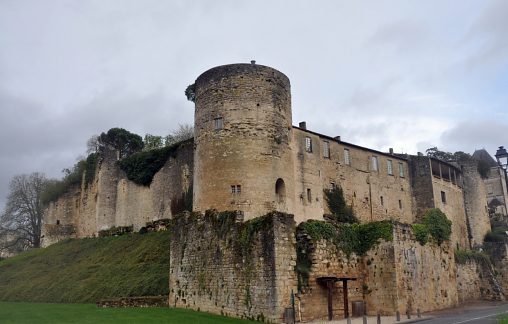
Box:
169, 212, 297, 322
456, 260, 503, 303
43, 142, 193, 241
461, 160, 491, 247
292, 128, 413, 226
297, 223, 459, 321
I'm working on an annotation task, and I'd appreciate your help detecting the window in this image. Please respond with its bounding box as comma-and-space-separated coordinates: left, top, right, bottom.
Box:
307, 188, 312, 203
330, 182, 336, 189
56, 220, 60, 225
441, 191, 446, 203
231, 185, 241, 195
214, 117, 223, 130
371, 156, 379, 171
398, 200, 402, 209
380, 196, 384, 206
323, 141, 330, 158
344, 149, 351, 165
305, 137, 313, 153
398, 162, 404, 177
387, 160, 393, 175
275, 178, 286, 203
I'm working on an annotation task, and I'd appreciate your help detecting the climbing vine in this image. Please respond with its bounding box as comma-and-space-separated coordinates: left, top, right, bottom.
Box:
118, 142, 184, 186
295, 219, 393, 291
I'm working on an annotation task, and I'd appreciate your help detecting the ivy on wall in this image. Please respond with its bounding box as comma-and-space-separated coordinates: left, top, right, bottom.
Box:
118, 141, 185, 186
295, 219, 393, 291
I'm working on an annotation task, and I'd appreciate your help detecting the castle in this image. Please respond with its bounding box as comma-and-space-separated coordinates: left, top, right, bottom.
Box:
42, 62, 508, 322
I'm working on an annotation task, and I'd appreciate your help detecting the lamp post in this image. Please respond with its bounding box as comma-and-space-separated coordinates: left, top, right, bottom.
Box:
495, 146, 508, 216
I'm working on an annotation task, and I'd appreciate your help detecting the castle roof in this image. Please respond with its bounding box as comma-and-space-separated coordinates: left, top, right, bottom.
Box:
472, 148, 498, 167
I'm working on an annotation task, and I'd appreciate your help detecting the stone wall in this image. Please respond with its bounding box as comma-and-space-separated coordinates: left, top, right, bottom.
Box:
169, 211, 297, 322
461, 160, 491, 247
42, 141, 193, 242
296, 223, 459, 320
193, 63, 296, 220
292, 128, 413, 225
456, 260, 503, 303
97, 296, 168, 308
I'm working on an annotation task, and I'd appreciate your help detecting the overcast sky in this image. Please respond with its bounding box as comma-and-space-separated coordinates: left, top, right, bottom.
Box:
1, 0, 507, 210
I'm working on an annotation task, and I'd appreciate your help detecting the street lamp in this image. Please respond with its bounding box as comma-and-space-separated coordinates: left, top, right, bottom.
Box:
495, 146, 508, 216
495, 146, 508, 170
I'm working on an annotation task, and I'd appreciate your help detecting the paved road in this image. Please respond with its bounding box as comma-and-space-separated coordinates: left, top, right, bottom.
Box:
424, 302, 508, 324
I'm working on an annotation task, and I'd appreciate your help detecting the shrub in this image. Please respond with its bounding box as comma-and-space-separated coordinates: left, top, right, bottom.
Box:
454, 249, 491, 266
412, 224, 429, 245
423, 208, 452, 245
484, 227, 508, 243
323, 186, 358, 223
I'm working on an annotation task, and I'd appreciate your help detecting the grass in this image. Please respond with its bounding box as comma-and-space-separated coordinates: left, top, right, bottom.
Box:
0, 302, 257, 324
499, 315, 508, 323
0, 231, 171, 303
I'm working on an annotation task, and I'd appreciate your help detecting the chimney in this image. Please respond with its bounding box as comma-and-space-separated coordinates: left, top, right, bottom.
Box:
299, 121, 307, 130
334, 136, 341, 142
389, 148, 394, 154
250, 60, 256, 65
417, 152, 424, 156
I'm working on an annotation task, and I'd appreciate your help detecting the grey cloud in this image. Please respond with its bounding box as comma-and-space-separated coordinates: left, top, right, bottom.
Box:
440, 120, 508, 154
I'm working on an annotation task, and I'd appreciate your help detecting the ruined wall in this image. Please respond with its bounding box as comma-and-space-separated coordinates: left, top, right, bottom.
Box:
291, 128, 413, 225
43, 142, 193, 241
169, 212, 297, 322
461, 160, 491, 247
115, 141, 193, 230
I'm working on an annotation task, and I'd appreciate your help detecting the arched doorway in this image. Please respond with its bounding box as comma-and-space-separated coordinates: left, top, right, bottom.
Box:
275, 178, 286, 203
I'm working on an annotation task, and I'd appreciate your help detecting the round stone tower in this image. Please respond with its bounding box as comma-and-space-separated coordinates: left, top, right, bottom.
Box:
192, 62, 295, 219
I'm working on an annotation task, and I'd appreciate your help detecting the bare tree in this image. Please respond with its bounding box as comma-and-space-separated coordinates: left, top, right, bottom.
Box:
86, 134, 100, 155
165, 124, 194, 146
0, 172, 47, 252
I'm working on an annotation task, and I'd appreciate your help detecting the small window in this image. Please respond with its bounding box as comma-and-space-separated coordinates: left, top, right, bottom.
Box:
56, 220, 60, 225
344, 149, 351, 165
398, 200, 402, 209
307, 188, 312, 203
323, 141, 330, 158
330, 182, 336, 189
214, 117, 223, 130
387, 160, 393, 175
305, 137, 313, 153
380, 196, 384, 206
398, 162, 404, 177
231, 185, 241, 195
441, 191, 446, 203
371, 156, 379, 171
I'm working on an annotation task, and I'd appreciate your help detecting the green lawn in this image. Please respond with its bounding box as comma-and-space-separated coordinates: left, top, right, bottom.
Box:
0, 302, 257, 324
499, 315, 508, 323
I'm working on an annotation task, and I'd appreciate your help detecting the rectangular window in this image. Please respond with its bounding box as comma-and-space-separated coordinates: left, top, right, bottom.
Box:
307, 188, 312, 203
344, 149, 351, 165
214, 117, 223, 130
399, 200, 402, 209
305, 137, 313, 153
387, 160, 393, 175
380, 196, 384, 206
323, 141, 330, 158
441, 191, 446, 203
231, 185, 241, 195
398, 162, 404, 177
371, 156, 379, 171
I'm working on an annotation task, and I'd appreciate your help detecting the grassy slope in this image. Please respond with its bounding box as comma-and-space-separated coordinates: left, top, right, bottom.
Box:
0, 302, 256, 324
0, 231, 170, 303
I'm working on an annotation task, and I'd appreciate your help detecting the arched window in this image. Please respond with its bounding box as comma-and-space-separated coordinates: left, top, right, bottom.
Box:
275, 178, 286, 203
